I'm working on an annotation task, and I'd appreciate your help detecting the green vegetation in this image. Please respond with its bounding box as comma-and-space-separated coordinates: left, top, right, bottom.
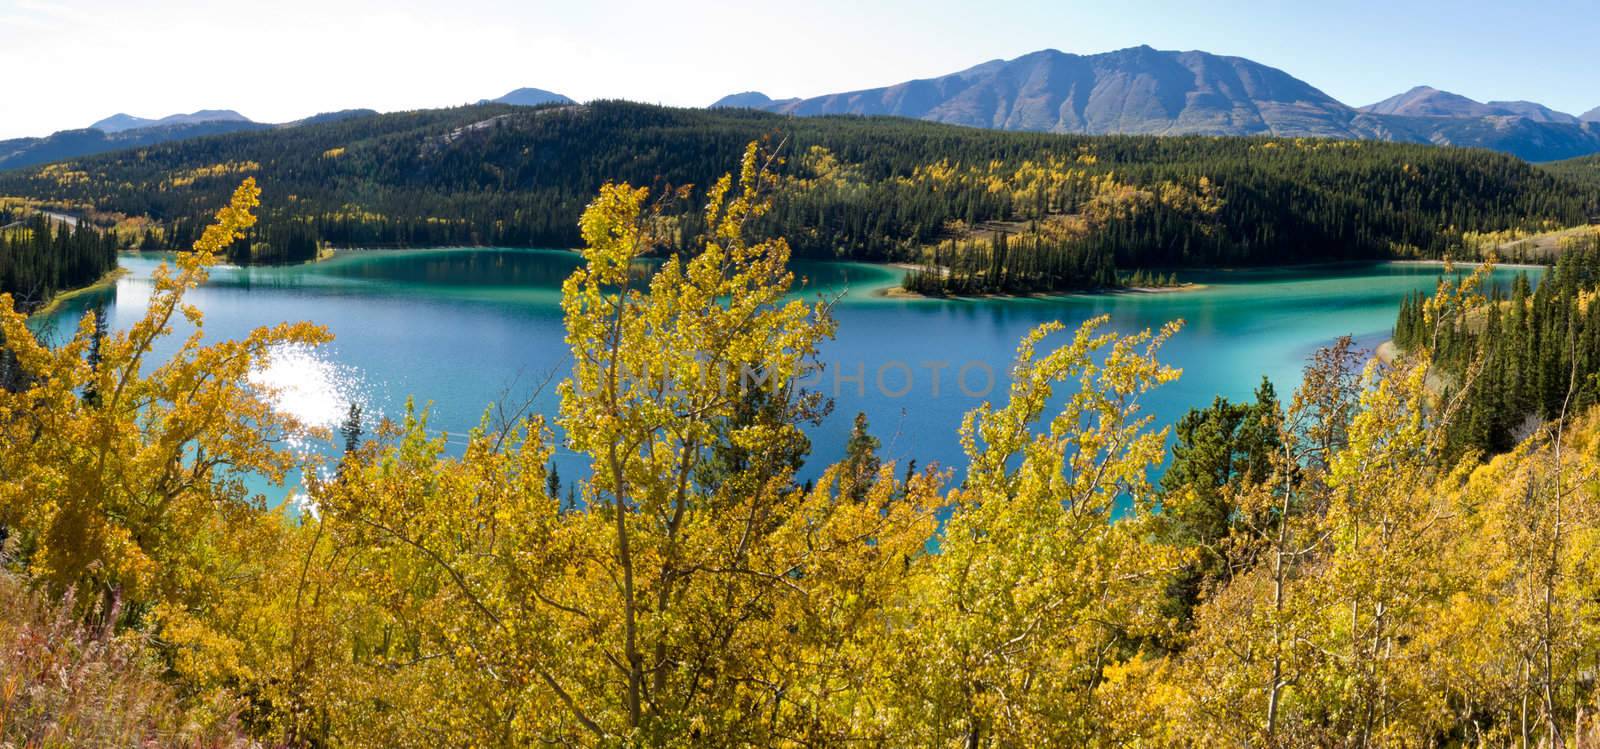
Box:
0, 213, 118, 312
1157, 377, 1284, 624
901, 234, 1121, 295
1541, 152, 1600, 197
0, 568, 251, 745
8, 149, 1600, 745
3, 101, 1596, 295
1395, 233, 1600, 457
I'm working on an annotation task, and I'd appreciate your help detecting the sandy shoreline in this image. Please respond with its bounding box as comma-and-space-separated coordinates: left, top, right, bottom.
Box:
1376, 339, 1399, 365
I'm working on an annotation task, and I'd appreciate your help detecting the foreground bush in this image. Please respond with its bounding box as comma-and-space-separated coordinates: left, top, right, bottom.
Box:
8, 145, 1600, 746
0, 570, 251, 747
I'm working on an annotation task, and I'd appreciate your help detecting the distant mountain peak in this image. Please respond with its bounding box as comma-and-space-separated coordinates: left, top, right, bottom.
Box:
481, 88, 574, 107
737, 46, 1358, 138
1361, 87, 1577, 123
89, 113, 147, 133
1361, 87, 1481, 116
710, 91, 777, 109
89, 109, 251, 133
1581, 106, 1600, 123
702, 48, 1600, 161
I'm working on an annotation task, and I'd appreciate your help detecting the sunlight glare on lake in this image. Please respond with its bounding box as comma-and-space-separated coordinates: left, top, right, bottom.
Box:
248, 342, 374, 449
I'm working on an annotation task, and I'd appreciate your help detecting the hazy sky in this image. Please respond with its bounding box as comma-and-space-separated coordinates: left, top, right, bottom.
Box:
2, 0, 1597, 140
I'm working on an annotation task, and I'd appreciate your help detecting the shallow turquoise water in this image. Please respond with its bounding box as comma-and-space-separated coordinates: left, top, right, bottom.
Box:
32, 249, 1537, 493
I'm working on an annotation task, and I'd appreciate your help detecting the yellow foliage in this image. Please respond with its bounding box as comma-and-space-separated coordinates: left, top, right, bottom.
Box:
11, 150, 1600, 748
164, 161, 260, 188
0, 177, 328, 607
37, 163, 89, 186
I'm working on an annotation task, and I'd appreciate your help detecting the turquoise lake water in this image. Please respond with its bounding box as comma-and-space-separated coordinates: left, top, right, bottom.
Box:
32, 249, 1537, 493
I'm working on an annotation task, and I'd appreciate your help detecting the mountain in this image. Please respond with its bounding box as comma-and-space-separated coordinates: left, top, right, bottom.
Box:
1360, 86, 1577, 124
1582, 107, 1600, 124
480, 88, 574, 107
0, 109, 388, 172
1348, 88, 1600, 160
0, 120, 271, 171
1362, 86, 1499, 118
0, 108, 265, 170
1487, 101, 1580, 124
722, 47, 1600, 161
1350, 114, 1600, 162
710, 92, 798, 109
89, 109, 253, 133
87, 114, 156, 133
744, 46, 1362, 138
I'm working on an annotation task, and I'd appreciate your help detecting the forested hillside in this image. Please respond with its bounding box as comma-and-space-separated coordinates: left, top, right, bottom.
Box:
0, 214, 118, 311
1542, 153, 1600, 194
1395, 231, 1600, 457
1, 101, 1595, 292
0, 119, 272, 171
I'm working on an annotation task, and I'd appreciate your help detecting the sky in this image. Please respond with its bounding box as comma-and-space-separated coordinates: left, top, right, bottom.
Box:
2, 0, 1597, 140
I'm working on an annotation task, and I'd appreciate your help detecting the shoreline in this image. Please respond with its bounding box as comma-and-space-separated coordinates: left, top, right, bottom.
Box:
1375, 339, 1452, 394
124, 246, 341, 267
1388, 258, 1548, 271
72, 250, 1527, 309
28, 267, 128, 318
1376, 339, 1399, 365
877, 281, 1208, 301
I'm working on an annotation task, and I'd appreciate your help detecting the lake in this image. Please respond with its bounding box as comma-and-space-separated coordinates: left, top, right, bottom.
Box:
32, 250, 1536, 494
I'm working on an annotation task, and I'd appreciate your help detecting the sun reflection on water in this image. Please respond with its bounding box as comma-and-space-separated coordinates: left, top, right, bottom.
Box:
248, 342, 375, 451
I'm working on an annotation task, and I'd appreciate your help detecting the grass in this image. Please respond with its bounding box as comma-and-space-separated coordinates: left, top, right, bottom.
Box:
0, 570, 254, 747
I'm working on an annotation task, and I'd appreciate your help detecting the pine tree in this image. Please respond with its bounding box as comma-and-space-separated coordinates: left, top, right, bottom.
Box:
841, 412, 881, 503
545, 462, 562, 501
339, 402, 363, 454
81, 303, 108, 408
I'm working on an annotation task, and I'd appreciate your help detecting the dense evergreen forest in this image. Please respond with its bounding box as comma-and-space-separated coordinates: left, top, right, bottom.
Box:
2, 101, 1596, 293
0, 214, 118, 311
1395, 233, 1600, 457
901, 235, 1123, 295
1542, 153, 1600, 195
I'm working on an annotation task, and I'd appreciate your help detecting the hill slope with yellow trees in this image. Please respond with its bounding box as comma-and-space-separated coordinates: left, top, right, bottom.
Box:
6, 146, 1600, 746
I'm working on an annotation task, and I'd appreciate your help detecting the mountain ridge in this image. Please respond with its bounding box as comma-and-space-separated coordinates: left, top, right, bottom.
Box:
710, 91, 797, 109
1358, 86, 1578, 124
480, 88, 574, 107
89, 109, 253, 133
0, 120, 273, 172
720, 47, 1600, 161
740, 46, 1362, 137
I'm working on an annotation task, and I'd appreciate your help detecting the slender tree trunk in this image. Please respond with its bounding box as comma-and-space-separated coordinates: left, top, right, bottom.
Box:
604, 272, 643, 731
610, 446, 642, 731
1267, 456, 1294, 739
1524, 657, 1532, 749
1541, 331, 1580, 748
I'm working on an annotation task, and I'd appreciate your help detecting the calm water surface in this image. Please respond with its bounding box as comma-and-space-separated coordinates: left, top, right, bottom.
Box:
33, 249, 1537, 496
